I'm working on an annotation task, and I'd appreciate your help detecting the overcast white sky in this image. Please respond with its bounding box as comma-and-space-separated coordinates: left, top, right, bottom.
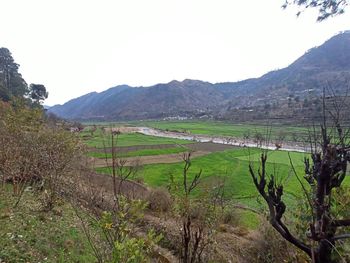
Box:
1, 0, 349, 105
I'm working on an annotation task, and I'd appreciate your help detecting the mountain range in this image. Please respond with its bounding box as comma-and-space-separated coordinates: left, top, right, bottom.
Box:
49, 31, 350, 121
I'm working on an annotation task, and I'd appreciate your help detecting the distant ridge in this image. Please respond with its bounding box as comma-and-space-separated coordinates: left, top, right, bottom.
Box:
49, 31, 350, 121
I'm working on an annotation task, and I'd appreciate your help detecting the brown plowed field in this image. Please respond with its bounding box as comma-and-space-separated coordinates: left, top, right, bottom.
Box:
89, 142, 236, 154
88, 143, 182, 153
91, 150, 210, 168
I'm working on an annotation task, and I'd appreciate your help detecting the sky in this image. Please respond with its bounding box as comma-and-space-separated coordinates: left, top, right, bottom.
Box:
1, 0, 349, 105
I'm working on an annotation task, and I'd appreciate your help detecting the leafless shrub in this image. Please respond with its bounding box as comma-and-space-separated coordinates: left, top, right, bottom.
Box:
0, 102, 83, 209
221, 208, 240, 226
169, 152, 218, 263
147, 187, 173, 213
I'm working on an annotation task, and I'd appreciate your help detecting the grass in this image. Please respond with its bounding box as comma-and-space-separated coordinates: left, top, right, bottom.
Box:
81, 129, 193, 148
0, 186, 95, 263
236, 210, 261, 230
96, 147, 310, 228
84, 122, 349, 228
88, 146, 188, 158
236, 150, 308, 166
96, 147, 310, 207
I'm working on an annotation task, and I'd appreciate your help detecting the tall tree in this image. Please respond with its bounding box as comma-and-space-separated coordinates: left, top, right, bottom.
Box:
29, 84, 48, 105
0, 47, 28, 101
283, 0, 349, 21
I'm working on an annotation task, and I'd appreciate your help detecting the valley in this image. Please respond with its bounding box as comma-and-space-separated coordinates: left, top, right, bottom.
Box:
1, 8, 350, 261
83, 122, 311, 221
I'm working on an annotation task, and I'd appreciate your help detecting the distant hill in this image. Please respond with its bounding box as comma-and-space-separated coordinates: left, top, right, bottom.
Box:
49, 31, 350, 121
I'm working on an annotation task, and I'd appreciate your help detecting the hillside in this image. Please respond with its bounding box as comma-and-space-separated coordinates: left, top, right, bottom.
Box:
49, 31, 350, 121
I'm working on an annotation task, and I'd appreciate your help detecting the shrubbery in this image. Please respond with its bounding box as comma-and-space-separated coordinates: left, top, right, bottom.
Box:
0, 100, 83, 209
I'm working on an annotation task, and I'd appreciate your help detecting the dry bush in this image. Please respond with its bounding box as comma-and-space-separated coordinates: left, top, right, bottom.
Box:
221, 208, 240, 226
0, 101, 84, 209
242, 219, 308, 263
147, 187, 173, 213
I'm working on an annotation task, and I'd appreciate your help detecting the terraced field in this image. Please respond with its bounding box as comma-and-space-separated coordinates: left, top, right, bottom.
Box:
82, 124, 350, 228
81, 129, 193, 148
83, 127, 309, 203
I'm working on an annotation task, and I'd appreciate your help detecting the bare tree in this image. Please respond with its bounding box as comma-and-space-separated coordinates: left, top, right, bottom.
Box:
176, 152, 218, 263
249, 92, 350, 263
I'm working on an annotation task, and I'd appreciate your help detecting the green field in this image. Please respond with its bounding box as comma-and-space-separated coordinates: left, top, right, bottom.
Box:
96, 148, 314, 207
88, 146, 188, 158
85, 123, 349, 229
81, 129, 192, 148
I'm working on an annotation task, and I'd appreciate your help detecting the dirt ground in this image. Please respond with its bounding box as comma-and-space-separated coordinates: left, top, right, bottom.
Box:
89, 142, 238, 167
84, 172, 149, 200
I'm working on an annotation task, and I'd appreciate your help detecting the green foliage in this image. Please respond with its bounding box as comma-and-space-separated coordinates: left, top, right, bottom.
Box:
112, 230, 162, 263
291, 187, 350, 261
29, 83, 48, 106
86, 195, 162, 263
0, 48, 48, 108
112, 237, 147, 263
0, 47, 28, 102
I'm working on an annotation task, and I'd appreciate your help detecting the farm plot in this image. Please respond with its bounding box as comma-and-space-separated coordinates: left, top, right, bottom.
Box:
91, 150, 210, 167
83, 127, 216, 167
96, 147, 315, 207
87, 146, 188, 159
86, 127, 309, 207
81, 128, 193, 148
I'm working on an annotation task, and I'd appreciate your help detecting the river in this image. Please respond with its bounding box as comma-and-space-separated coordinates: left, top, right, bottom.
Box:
137, 127, 309, 153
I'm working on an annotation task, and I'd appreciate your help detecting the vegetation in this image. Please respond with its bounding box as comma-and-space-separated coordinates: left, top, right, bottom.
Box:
0, 47, 47, 106
96, 148, 312, 210
2, 6, 350, 259
250, 95, 350, 262
283, 0, 349, 21
0, 48, 162, 262
0, 186, 95, 263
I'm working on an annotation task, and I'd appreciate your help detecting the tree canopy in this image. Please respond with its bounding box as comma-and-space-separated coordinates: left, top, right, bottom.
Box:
0, 48, 28, 101
283, 0, 348, 21
29, 83, 48, 105
0, 47, 48, 107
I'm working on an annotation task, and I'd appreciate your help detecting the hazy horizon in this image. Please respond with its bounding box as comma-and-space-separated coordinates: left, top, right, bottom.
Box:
2, 0, 349, 106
